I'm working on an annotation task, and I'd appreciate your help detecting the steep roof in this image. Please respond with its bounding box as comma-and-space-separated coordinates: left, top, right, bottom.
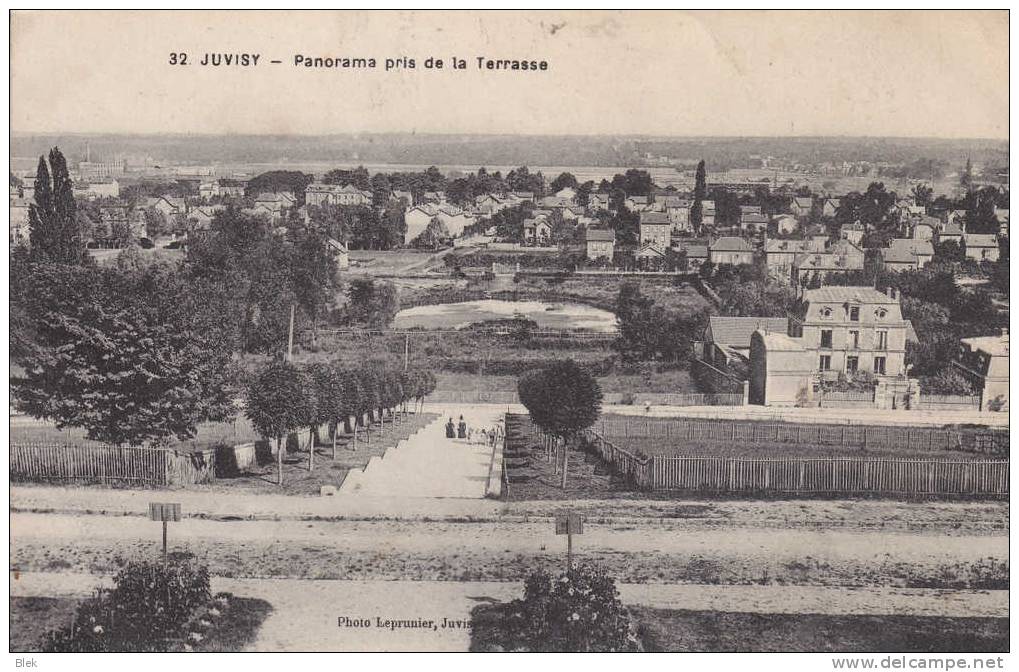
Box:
711, 236, 752, 252
639, 211, 671, 225
881, 247, 920, 265
802, 286, 898, 305
707, 316, 790, 349
964, 233, 998, 247
961, 334, 1009, 357
889, 238, 933, 256
585, 228, 615, 242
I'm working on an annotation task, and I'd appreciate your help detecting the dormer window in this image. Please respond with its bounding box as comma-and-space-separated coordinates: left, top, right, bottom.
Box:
820, 307, 833, 319
876, 308, 888, 320
849, 307, 860, 322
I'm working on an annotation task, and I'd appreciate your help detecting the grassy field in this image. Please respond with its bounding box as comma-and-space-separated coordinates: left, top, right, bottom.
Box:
633, 607, 1008, 653
430, 370, 697, 394
347, 249, 437, 274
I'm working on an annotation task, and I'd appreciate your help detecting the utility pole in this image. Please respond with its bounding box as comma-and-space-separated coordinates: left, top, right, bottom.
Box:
286, 304, 295, 362
404, 333, 410, 371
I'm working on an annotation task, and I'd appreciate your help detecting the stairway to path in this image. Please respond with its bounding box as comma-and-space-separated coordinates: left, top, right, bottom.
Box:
339, 406, 505, 498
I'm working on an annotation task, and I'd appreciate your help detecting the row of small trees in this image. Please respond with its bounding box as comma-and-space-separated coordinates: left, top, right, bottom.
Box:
245, 359, 436, 485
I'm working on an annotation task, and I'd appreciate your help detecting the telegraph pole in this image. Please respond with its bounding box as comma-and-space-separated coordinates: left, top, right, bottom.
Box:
286, 304, 295, 362
404, 333, 410, 371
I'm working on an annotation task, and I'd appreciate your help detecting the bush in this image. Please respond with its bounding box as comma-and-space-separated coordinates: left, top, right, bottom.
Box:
482, 564, 640, 652
42, 555, 211, 652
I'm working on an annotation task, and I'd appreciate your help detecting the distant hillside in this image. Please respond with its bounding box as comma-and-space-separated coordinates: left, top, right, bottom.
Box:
10, 133, 1007, 173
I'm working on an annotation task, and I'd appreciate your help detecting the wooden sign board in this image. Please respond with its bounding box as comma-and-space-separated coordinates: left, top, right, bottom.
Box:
149, 502, 181, 522
555, 512, 583, 535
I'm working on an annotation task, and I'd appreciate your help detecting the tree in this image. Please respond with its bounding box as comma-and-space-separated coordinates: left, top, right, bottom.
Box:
960, 158, 973, 194
518, 360, 602, 489
346, 278, 399, 327
143, 208, 170, 239
550, 172, 578, 194
911, 183, 933, 209
304, 362, 340, 468
29, 148, 84, 264
691, 160, 706, 234
244, 171, 314, 204
245, 360, 310, 485
413, 216, 450, 249
11, 262, 235, 446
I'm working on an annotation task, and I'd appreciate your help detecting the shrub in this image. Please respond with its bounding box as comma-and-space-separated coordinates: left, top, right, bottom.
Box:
484, 564, 640, 652
43, 555, 211, 652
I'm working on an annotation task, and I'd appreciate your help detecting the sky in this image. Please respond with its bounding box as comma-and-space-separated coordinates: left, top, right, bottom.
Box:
10, 10, 1009, 139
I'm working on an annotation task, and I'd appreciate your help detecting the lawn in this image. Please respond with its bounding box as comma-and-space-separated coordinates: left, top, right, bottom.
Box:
347, 249, 437, 274
632, 607, 1008, 653
469, 601, 1008, 652
199, 412, 439, 496
10, 415, 261, 452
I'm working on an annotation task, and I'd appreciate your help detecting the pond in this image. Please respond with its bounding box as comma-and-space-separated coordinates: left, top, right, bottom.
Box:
393, 300, 618, 332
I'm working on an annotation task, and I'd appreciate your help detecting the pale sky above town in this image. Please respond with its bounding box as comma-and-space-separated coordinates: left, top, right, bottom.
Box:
10, 10, 1009, 139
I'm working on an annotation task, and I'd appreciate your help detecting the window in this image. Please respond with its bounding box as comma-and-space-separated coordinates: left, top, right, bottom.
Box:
876, 330, 888, 350
850, 306, 860, 322
874, 356, 886, 375
849, 330, 860, 349
819, 355, 832, 371
846, 356, 859, 373
820, 329, 833, 348
820, 307, 833, 318
876, 308, 887, 320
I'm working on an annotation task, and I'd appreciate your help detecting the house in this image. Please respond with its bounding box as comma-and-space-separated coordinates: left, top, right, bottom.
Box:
740, 205, 763, 216
841, 221, 864, 246
945, 209, 967, 226
994, 208, 1009, 236
625, 195, 649, 211
584, 228, 615, 261
554, 187, 577, 202
588, 193, 611, 212
936, 221, 964, 246
510, 191, 535, 203
10, 198, 30, 245
953, 330, 1009, 411
404, 204, 474, 245
199, 179, 245, 200
772, 214, 798, 235
701, 316, 791, 369
789, 196, 813, 217
421, 191, 446, 204
252, 192, 296, 222
635, 242, 668, 264
657, 195, 692, 231
326, 237, 350, 271
683, 243, 708, 271
709, 236, 755, 266
73, 179, 120, 200
305, 183, 371, 207
146, 195, 188, 220
822, 198, 841, 218
748, 330, 816, 406
909, 216, 938, 241
391, 190, 413, 205
639, 211, 672, 251
523, 218, 552, 246
790, 239, 865, 286
881, 245, 923, 272
187, 205, 225, 231
884, 238, 934, 270
537, 195, 574, 210
963, 233, 1000, 262
701, 200, 716, 226
740, 212, 769, 233
793, 286, 910, 379
475, 194, 512, 215
764, 238, 825, 279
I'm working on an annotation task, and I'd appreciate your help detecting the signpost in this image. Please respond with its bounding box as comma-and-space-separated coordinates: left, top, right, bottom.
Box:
149, 502, 181, 562
554, 510, 584, 572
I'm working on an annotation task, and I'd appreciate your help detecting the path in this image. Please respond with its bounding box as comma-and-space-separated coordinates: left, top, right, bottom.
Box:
340, 408, 503, 498
12, 572, 1008, 652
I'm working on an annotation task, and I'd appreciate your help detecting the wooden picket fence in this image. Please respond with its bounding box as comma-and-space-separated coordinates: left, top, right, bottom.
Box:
595, 416, 1008, 456
577, 430, 1008, 497
647, 456, 1009, 497
10, 442, 216, 486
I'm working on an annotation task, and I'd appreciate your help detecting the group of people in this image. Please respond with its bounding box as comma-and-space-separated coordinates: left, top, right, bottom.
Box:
445, 415, 504, 448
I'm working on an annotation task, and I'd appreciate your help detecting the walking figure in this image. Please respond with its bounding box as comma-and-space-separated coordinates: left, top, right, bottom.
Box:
445, 417, 456, 439
457, 416, 467, 440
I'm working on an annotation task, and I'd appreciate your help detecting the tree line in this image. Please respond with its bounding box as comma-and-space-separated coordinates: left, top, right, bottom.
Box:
245, 360, 436, 485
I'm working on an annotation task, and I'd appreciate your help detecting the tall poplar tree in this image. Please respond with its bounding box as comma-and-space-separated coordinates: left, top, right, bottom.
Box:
28, 147, 83, 264
691, 159, 707, 234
